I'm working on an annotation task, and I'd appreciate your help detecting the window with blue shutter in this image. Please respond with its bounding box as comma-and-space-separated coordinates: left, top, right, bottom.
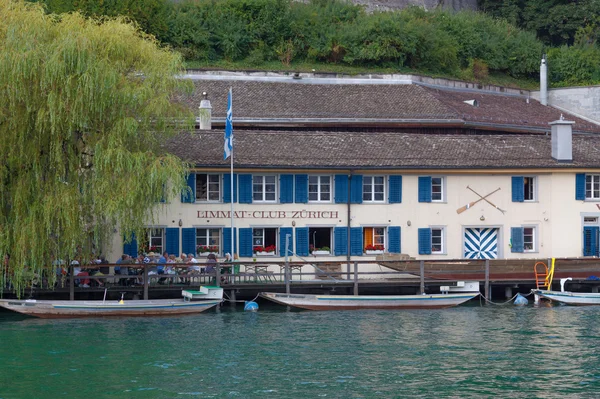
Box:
418, 228, 432, 255
334, 227, 348, 255
295, 174, 308, 203
512, 176, 524, 202
223, 227, 237, 255
583, 226, 599, 256
223, 173, 238, 203
576, 173, 586, 200
350, 227, 363, 256
181, 174, 196, 203
389, 176, 402, 204
295, 227, 309, 256
334, 175, 348, 204
388, 226, 401, 253
418, 176, 432, 203
123, 233, 138, 257
511, 227, 524, 253
165, 228, 179, 255
239, 228, 253, 257
238, 174, 252, 204
181, 228, 196, 256
350, 175, 363, 204
279, 228, 294, 257
280, 175, 294, 204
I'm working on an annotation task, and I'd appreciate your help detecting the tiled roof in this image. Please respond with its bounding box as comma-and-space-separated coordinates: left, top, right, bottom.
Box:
175, 78, 600, 132
165, 130, 600, 169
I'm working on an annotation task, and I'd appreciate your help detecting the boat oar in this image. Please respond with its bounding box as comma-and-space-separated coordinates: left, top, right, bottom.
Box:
456, 187, 500, 214
467, 186, 506, 214
103, 287, 107, 304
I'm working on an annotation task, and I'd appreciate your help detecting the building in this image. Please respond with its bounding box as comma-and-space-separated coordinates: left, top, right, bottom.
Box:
108, 72, 600, 269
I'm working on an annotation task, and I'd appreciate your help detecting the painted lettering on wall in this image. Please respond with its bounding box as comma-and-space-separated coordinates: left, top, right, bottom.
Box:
197, 210, 339, 219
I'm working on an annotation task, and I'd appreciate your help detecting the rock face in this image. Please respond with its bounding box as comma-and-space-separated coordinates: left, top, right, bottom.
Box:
333, 0, 478, 12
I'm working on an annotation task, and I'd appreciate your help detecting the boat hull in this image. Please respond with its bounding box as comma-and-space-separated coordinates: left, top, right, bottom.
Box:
532, 289, 600, 306
0, 299, 222, 318
260, 292, 478, 310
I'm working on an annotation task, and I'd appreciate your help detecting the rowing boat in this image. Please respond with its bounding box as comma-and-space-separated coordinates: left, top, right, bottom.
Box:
531, 289, 600, 306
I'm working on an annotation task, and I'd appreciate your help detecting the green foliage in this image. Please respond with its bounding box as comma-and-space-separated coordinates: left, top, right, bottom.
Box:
0, 0, 193, 295
547, 45, 600, 87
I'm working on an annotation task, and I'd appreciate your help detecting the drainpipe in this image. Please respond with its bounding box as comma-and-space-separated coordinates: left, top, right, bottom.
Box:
347, 171, 352, 279
540, 56, 548, 106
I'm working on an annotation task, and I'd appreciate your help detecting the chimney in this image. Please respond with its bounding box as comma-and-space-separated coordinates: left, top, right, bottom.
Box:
550, 115, 574, 162
540, 56, 548, 106
198, 92, 212, 130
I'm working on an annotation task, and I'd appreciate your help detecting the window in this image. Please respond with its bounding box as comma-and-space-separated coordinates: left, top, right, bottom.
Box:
363, 176, 385, 202
141, 228, 164, 254
431, 228, 444, 253
310, 227, 332, 253
253, 228, 277, 254
523, 227, 535, 252
363, 227, 385, 251
196, 174, 220, 201
523, 177, 536, 201
253, 175, 277, 202
196, 228, 221, 254
584, 216, 599, 224
586, 174, 600, 199
432, 177, 444, 201
308, 175, 331, 202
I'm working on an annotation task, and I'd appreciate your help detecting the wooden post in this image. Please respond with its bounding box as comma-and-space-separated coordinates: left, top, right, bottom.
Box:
143, 264, 149, 300
216, 266, 221, 287
230, 289, 236, 307
419, 260, 425, 295
353, 261, 358, 296
285, 263, 290, 294
484, 259, 490, 301
69, 263, 74, 301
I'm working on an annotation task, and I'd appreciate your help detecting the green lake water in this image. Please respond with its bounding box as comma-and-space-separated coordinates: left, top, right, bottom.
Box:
1, 301, 600, 398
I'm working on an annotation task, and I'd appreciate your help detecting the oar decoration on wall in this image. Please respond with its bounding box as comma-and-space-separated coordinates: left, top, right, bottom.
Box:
456, 187, 506, 214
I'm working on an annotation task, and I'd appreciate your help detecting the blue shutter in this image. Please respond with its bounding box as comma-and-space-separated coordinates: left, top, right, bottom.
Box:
239, 228, 253, 257
334, 175, 349, 203
181, 173, 196, 203
181, 228, 196, 256
511, 227, 524, 253
280, 175, 294, 204
223, 173, 238, 203
418, 228, 432, 255
576, 173, 586, 200
350, 227, 363, 256
223, 227, 237, 255
388, 226, 401, 253
165, 228, 179, 255
238, 174, 252, 204
295, 227, 309, 256
123, 233, 138, 257
350, 175, 363, 204
583, 226, 599, 256
389, 176, 402, 204
334, 227, 348, 256
512, 176, 524, 202
418, 176, 432, 203
295, 174, 308, 203
279, 227, 293, 257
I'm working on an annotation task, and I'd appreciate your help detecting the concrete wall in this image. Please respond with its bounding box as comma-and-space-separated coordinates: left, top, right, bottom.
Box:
295, 0, 478, 12
532, 86, 600, 124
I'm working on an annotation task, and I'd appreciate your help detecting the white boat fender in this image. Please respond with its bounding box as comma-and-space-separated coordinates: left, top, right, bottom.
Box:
514, 293, 528, 306
244, 301, 259, 312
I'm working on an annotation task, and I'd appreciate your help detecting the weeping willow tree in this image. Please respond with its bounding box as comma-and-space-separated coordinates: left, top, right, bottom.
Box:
0, 0, 193, 295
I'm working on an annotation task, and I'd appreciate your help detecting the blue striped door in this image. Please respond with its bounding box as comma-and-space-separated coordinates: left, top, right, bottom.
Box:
464, 228, 498, 259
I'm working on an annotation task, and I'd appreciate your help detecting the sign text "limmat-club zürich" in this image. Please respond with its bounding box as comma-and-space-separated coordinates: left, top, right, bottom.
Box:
197, 210, 340, 219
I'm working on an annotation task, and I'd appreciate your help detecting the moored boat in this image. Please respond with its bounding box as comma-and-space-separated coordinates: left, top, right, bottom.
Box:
531, 289, 600, 306
260, 291, 479, 310
0, 286, 224, 318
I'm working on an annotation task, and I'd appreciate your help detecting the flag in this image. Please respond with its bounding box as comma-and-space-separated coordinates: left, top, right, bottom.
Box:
224, 88, 233, 160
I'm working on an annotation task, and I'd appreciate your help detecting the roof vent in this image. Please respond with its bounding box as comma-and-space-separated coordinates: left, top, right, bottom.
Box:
463, 99, 479, 107
292, 72, 301, 80
549, 117, 574, 162
198, 91, 212, 130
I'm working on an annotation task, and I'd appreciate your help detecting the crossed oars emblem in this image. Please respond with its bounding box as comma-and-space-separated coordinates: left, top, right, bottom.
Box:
456, 186, 506, 214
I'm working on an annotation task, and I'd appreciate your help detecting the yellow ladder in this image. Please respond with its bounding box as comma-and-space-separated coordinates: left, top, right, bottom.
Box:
534, 258, 555, 290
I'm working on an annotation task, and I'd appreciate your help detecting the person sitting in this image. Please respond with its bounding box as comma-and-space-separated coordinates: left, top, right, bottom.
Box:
72, 260, 90, 288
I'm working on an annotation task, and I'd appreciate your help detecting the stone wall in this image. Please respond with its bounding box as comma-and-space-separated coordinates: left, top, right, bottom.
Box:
532, 87, 600, 124
307, 0, 478, 12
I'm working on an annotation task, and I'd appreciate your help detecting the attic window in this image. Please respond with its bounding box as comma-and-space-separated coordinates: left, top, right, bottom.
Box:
463, 99, 479, 107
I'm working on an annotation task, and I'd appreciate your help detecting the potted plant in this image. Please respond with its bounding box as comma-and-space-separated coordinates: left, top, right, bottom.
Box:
197, 245, 219, 256
254, 244, 276, 256
365, 244, 384, 254
312, 246, 331, 255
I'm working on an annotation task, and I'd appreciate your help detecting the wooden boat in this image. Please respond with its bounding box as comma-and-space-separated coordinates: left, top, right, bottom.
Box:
532, 289, 600, 306
260, 291, 479, 310
0, 286, 223, 318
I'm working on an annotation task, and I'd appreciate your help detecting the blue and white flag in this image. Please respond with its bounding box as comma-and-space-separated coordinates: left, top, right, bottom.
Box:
224, 88, 233, 160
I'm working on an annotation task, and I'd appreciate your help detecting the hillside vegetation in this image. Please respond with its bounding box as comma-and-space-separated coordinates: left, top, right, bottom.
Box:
31, 0, 600, 88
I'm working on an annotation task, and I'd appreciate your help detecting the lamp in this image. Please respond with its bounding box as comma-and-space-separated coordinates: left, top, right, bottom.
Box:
407, 220, 411, 226
178, 219, 183, 227
480, 215, 485, 221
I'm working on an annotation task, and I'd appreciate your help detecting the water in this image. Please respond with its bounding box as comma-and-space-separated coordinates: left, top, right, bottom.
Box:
1, 303, 600, 398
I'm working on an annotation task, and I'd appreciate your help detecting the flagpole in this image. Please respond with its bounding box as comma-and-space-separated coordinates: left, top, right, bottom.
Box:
229, 87, 234, 275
